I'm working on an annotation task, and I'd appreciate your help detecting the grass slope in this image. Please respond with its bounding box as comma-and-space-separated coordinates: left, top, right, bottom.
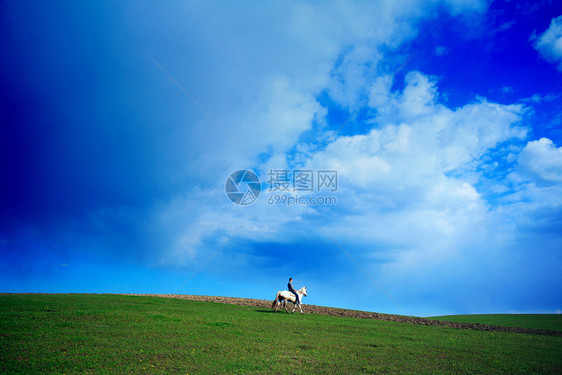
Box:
0, 294, 560, 374
429, 314, 562, 332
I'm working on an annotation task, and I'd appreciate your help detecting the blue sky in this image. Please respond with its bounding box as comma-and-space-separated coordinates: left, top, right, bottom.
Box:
2, 0, 562, 316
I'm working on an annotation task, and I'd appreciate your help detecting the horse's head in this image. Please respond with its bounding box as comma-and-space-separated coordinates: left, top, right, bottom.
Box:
301, 286, 307, 297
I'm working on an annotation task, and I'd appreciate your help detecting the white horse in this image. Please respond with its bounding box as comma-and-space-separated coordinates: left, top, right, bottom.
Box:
271, 286, 308, 314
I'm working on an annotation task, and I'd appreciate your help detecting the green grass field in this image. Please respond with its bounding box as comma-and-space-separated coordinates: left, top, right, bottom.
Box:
430, 314, 562, 332
1, 294, 560, 374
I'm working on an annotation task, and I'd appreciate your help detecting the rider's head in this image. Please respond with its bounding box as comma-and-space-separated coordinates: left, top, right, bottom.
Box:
289, 278, 293, 282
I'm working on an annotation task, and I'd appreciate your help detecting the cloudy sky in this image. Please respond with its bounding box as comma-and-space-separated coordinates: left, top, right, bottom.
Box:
2, 0, 562, 316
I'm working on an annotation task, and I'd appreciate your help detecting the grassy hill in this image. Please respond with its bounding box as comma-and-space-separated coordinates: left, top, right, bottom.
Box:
1, 294, 560, 374
430, 314, 562, 332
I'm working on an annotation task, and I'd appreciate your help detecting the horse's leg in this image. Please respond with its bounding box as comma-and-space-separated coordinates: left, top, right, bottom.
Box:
275, 297, 283, 313
299, 303, 304, 314
284, 300, 289, 313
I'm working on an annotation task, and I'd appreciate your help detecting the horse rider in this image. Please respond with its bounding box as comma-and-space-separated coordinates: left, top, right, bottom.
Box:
288, 277, 300, 305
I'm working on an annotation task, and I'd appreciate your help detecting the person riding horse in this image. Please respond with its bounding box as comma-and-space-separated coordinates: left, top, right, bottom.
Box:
288, 278, 300, 305
272, 284, 307, 313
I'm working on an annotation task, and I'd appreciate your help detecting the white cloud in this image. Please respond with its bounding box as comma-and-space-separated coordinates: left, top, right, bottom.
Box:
306, 71, 524, 217
518, 138, 562, 184
521, 93, 558, 103
437, 101, 526, 171
497, 20, 515, 32
533, 15, 562, 71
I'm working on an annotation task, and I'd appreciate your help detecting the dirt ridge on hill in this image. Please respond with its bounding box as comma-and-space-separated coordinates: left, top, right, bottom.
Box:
127, 294, 561, 337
